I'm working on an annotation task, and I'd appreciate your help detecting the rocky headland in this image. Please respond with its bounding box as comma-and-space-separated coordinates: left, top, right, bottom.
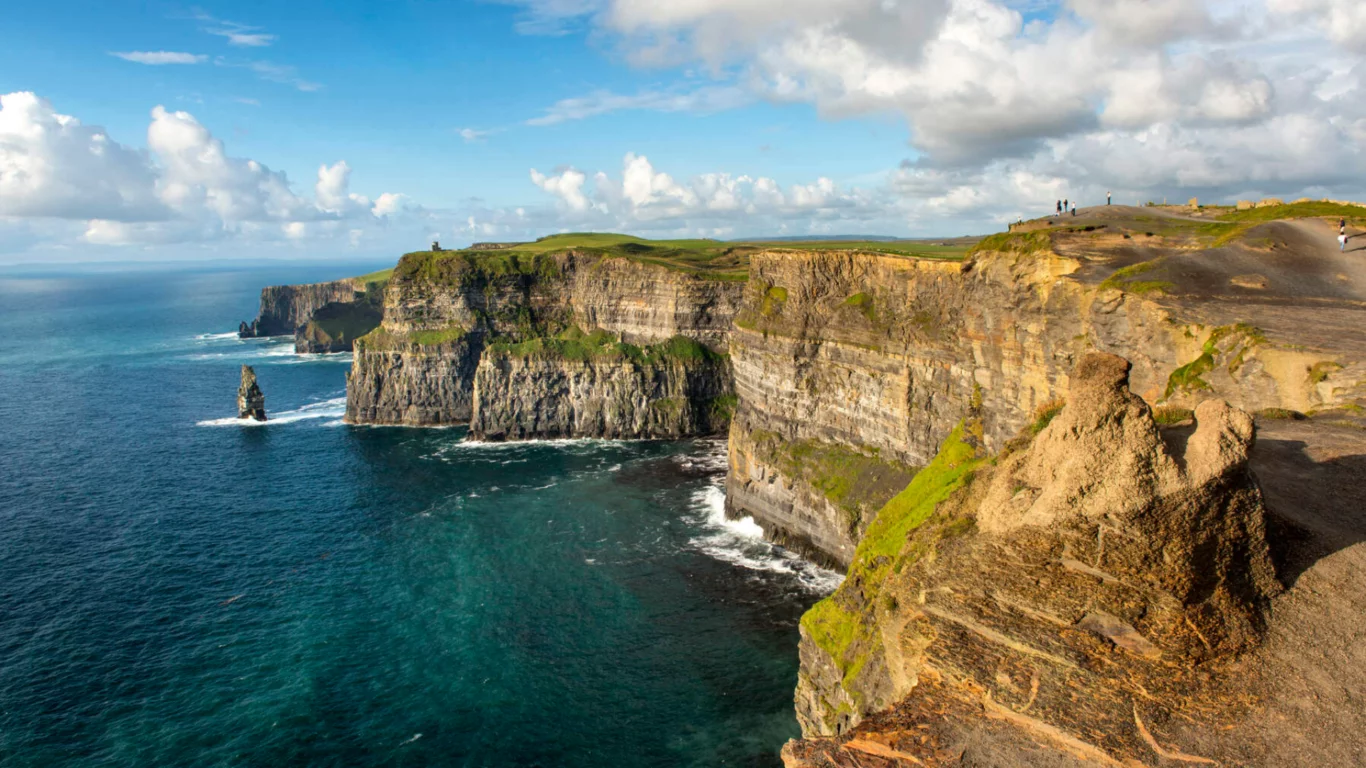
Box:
238, 269, 392, 353
242, 203, 1366, 765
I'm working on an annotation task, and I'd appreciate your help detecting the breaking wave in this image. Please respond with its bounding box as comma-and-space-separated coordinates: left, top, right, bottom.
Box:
686, 443, 843, 594
197, 397, 348, 427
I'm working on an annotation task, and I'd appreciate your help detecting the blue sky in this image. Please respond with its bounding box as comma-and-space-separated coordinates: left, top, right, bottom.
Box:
1, 0, 1364, 262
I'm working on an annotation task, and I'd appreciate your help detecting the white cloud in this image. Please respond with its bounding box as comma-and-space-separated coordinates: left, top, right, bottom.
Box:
0, 92, 166, 221
459, 127, 493, 142
527, 85, 750, 125
504, 0, 1366, 206
243, 61, 322, 92
527, 152, 888, 230
0, 92, 407, 253
111, 51, 207, 65
530, 166, 592, 211
372, 192, 410, 217
209, 29, 277, 47
194, 12, 278, 47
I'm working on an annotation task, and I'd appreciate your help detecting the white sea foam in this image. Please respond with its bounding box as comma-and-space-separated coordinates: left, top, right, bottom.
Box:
186, 332, 351, 364
690, 480, 843, 594
197, 397, 348, 427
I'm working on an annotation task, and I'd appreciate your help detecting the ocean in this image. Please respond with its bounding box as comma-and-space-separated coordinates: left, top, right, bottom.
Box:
0, 264, 838, 768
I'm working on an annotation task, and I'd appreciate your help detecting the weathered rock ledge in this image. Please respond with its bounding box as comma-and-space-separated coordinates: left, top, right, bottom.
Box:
786, 353, 1280, 765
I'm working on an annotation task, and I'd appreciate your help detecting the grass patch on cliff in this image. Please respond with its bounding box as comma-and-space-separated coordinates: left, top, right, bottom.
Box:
800, 422, 986, 694
486, 326, 725, 366
1164, 323, 1267, 399
356, 325, 469, 349
970, 230, 1053, 256
750, 433, 918, 537
1218, 201, 1366, 224
1099, 259, 1175, 295
842, 292, 876, 322
303, 301, 382, 345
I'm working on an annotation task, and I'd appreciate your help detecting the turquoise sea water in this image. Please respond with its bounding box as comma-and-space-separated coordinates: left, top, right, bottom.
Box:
0, 265, 838, 767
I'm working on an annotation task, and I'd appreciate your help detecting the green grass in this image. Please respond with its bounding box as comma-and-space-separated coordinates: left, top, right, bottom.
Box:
1153, 406, 1195, 425
760, 285, 789, 317
1100, 260, 1173, 294
486, 326, 724, 366
1164, 324, 1267, 399
843, 292, 876, 321
969, 230, 1053, 256
356, 324, 468, 349
351, 267, 394, 285
1030, 400, 1066, 435
304, 301, 382, 345
753, 240, 973, 260
1218, 201, 1366, 224
1309, 361, 1343, 385
800, 422, 985, 697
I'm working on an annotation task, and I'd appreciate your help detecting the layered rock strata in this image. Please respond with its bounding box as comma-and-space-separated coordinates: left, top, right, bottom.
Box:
469, 347, 732, 440
786, 353, 1279, 764
727, 238, 1345, 567
237, 365, 266, 421
344, 250, 744, 436
239, 279, 363, 338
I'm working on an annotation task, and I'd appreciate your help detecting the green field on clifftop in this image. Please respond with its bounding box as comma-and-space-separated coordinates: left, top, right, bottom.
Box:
397, 233, 975, 284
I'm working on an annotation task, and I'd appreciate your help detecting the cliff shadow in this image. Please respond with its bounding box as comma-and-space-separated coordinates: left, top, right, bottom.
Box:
1250, 431, 1366, 589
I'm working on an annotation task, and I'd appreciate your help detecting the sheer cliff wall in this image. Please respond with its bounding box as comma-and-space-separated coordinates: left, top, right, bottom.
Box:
726, 244, 1338, 568
344, 250, 743, 435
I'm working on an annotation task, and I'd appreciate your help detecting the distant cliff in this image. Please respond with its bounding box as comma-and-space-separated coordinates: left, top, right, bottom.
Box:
343, 241, 746, 437
239, 269, 391, 353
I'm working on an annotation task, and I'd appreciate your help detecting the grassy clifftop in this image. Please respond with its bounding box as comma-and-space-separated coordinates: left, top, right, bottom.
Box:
391, 233, 977, 286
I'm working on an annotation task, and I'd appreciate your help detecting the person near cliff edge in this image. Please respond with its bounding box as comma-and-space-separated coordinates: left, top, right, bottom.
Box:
1107, 191, 1112, 205
1340, 232, 1349, 252
1064, 198, 1069, 212
1072, 204, 1077, 217
1057, 200, 1063, 215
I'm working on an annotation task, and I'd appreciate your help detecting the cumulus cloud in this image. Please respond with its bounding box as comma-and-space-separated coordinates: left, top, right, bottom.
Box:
527, 152, 888, 231
0, 92, 404, 250
506, 0, 1366, 206
111, 51, 207, 65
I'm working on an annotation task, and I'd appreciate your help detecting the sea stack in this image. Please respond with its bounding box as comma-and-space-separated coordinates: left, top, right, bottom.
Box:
237, 365, 267, 421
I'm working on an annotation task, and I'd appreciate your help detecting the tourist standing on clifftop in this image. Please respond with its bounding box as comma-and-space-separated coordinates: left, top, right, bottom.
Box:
1057, 200, 1063, 215
1108, 191, 1112, 205
1063, 198, 1069, 212
1340, 232, 1348, 252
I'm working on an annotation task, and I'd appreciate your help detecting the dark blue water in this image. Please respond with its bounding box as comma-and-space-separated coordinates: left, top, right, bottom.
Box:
0, 265, 838, 768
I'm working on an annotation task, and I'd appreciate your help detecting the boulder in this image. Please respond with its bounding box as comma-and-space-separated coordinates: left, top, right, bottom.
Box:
1236, 200, 1254, 210
237, 365, 267, 421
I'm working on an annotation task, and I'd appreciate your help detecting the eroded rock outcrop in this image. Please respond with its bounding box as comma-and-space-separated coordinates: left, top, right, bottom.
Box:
237, 365, 266, 421
786, 353, 1279, 765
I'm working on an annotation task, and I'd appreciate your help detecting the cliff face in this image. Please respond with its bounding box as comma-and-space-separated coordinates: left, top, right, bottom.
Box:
469, 348, 732, 440
786, 354, 1279, 764
726, 233, 1345, 567
241, 280, 361, 337
343, 330, 481, 425
344, 249, 744, 436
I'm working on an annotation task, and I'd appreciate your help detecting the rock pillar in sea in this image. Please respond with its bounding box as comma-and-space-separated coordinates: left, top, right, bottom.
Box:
237, 365, 267, 421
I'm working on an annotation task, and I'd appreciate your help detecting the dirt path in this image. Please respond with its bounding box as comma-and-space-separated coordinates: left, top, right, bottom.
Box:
1171, 419, 1366, 766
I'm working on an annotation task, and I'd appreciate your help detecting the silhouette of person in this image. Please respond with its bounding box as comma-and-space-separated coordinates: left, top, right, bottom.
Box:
1057, 200, 1062, 215
1107, 191, 1112, 205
